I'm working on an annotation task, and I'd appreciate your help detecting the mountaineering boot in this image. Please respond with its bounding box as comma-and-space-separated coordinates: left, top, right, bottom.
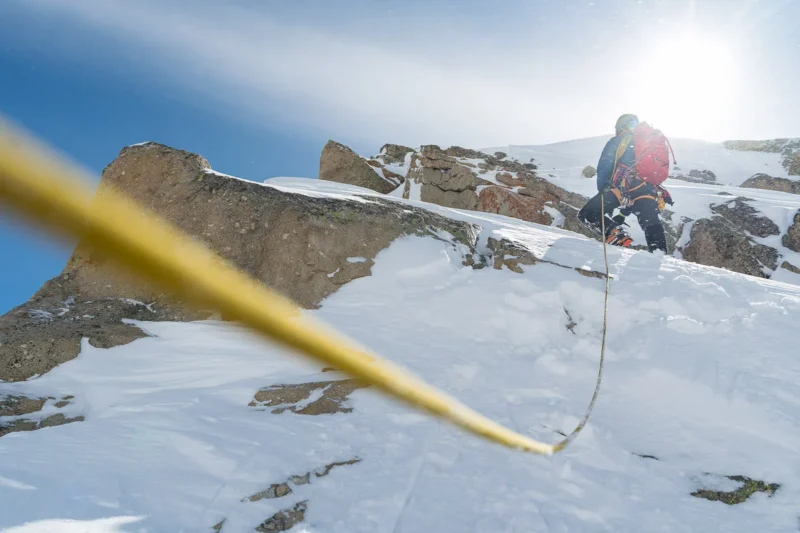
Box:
644, 223, 668, 253
605, 227, 633, 247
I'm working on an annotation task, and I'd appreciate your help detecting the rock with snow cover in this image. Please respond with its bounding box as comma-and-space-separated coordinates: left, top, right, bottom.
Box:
319, 140, 403, 193
0, 142, 478, 381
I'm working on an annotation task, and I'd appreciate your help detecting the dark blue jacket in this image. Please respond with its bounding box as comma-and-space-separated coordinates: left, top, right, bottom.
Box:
596, 134, 635, 192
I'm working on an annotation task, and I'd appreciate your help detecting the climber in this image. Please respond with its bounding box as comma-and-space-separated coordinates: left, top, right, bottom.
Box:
578, 113, 673, 253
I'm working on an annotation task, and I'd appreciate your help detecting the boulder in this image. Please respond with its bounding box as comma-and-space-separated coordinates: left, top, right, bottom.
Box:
0, 142, 480, 381
581, 165, 597, 178
782, 210, 800, 252
682, 218, 779, 278
319, 140, 400, 194
378, 144, 414, 165
741, 174, 800, 195
710, 197, 780, 238
781, 261, 800, 275
420, 185, 478, 210
495, 172, 527, 188
783, 153, 800, 176
477, 186, 553, 225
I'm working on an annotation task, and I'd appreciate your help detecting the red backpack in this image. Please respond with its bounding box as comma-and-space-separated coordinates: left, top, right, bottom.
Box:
632, 122, 675, 186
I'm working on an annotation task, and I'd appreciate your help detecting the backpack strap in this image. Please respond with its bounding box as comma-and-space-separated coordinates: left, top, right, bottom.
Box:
612, 134, 632, 180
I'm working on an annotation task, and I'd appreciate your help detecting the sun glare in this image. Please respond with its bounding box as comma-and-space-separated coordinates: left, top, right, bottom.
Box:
629, 33, 739, 140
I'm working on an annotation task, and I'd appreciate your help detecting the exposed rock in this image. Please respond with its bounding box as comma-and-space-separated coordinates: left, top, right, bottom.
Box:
1, 413, 84, 439
0, 395, 46, 417
581, 165, 596, 178
486, 238, 605, 278
682, 218, 779, 278
245, 458, 360, 502
420, 164, 477, 192
0, 394, 80, 439
478, 186, 553, 225
249, 379, 368, 415
782, 210, 800, 252
495, 172, 527, 188
671, 169, 717, 184
420, 184, 479, 210
785, 152, 800, 175
378, 143, 414, 165
494, 151, 507, 159
741, 173, 800, 194
319, 140, 400, 194
781, 261, 800, 274
256, 501, 308, 533
1, 142, 480, 381
692, 474, 780, 505
710, 197, 780, 238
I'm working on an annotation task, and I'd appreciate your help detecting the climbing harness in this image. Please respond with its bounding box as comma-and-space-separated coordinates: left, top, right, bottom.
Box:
0, 117, 609, 456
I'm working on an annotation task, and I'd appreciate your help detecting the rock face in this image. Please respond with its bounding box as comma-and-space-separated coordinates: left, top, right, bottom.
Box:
411, 145, 480, 210
249, 379, 367, 415
0, 142, 479, 381
741, 173, 800, 195
377, 143, 414, 165
671, 169, 717, 184
682, 218, 779, 278
319, 140, 402, 193
478, 186, 554, 224
782, 210, 800, 252
397, 144, 587, 235
710, 197, 780, 238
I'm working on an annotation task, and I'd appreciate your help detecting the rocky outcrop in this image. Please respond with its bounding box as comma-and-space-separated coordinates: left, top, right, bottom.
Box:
710, 197, 780, 238
406, 145, 480, 210
782, 210, 800, 252
1, 142, 480, 381
781, 261, 800, 274
741, 173, 800, 195
0, 394, 82, 438
377, 143, 414, 165
671, 169, 717, 184
724, 138, 800, 176
211, 458, 361, 532
682, 218, 779, 278
397, 144, 588, 236
691, 474, 780, 505
581, 165, 596, 178
319, 140, 402, 193
478, 186, 554, 225
249, 379, 367, 415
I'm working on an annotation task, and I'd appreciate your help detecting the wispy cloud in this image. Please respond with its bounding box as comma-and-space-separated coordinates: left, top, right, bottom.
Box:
15, 0, 615, 148
10, 0, 800, 146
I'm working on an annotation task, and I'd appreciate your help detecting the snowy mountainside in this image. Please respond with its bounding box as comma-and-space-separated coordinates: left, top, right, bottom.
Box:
2, 177, 800, 532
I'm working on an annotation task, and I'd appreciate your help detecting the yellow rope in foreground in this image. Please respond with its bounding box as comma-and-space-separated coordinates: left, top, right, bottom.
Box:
0, 119, 608, 455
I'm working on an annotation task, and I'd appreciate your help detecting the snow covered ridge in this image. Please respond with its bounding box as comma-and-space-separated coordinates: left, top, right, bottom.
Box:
321, 136, 800, 284
3, 140, 800, 531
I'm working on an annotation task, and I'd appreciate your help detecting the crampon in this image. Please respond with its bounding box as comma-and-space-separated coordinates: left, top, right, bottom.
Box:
605, 227, 633, 247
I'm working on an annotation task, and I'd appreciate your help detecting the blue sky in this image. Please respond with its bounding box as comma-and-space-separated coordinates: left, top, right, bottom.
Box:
1, 0, 799, 313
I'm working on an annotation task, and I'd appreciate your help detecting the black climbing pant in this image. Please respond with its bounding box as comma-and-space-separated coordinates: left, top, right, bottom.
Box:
578, 185, 668, 253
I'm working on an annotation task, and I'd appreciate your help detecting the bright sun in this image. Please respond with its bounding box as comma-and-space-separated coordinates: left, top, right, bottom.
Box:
629, 33, 739, 140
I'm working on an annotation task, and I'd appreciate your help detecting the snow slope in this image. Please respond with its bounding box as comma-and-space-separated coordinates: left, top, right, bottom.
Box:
2, 179, 800, 532
487, 136, 800, 276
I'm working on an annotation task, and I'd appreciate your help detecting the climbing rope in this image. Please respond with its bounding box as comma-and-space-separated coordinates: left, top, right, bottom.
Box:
0, 117, 609, 456
551, 194, 610, 451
